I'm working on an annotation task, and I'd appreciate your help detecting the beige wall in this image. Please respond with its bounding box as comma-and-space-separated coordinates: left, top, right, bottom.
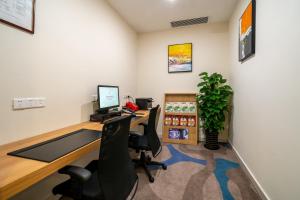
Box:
2, 0, 300, 199
136, 22, 230, 138
0, 0, 137, 145
229, 0, 300, 199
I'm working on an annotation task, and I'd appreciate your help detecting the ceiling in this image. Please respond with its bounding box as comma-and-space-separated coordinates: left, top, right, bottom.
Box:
106, 0, 238, 33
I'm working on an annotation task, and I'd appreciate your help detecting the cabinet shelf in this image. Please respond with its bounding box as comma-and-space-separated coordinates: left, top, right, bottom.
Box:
165, 112, 196, 116
162, 93, 198, 145
162, 138, 197, 145
164, 125, 196, 129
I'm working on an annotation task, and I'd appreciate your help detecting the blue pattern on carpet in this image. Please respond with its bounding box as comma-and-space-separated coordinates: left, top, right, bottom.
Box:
214, 158, 240, 200
149, 144, 206, 170
164, 144, 207, 166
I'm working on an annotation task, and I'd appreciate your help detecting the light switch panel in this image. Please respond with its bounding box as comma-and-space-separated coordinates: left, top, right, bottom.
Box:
13, 98, 24, 109
13, 97, 46, 110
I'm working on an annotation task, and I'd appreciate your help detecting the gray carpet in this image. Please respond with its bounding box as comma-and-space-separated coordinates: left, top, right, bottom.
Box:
59, 143, 262, 200
131, 143, 262, 200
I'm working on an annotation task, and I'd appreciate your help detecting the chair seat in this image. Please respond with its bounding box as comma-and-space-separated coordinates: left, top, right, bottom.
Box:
53, 171, 104, 200
129, 133, 150, 151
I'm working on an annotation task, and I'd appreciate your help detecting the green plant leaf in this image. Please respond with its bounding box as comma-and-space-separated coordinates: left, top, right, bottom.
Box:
197, 82, 206, 87
197, 72, 232, 133
199, 72, 208, 76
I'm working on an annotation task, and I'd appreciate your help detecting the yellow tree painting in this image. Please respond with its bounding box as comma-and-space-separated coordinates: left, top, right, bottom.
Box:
168, 43, 192, 73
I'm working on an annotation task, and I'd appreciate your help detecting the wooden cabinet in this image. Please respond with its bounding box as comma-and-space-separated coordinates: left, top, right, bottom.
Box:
162, 93, 198, 145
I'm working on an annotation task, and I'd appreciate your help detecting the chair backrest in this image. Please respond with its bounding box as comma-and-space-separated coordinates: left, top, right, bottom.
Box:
155, 106, 161, 130
97, 115, 138, 200
145, 105, 162, 157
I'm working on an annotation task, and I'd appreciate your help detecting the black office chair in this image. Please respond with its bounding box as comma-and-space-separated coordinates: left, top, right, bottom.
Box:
139, 105, 161, 134
53, 115, 138, 200
129, 105, 167, 183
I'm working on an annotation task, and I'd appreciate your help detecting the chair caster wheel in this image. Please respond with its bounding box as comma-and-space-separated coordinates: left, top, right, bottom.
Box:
162, 165, 167, 170
149, 177, 154, 183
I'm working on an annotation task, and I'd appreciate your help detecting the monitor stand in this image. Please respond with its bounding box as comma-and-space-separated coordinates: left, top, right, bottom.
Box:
90, 108, 121, 123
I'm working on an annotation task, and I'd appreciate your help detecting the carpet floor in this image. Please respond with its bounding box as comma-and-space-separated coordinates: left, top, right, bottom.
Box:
131, 143, 262, 200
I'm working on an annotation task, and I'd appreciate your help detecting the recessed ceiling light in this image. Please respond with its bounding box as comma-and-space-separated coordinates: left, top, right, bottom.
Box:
166, 0, 177, 3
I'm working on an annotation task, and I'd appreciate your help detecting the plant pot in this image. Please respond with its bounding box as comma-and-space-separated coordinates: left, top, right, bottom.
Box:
204, 130, 219, 150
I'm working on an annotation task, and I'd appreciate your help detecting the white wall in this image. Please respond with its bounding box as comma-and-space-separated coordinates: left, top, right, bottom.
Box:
0, 0, 137, 145
137, 22, 230, 135
229, 0, 300, 199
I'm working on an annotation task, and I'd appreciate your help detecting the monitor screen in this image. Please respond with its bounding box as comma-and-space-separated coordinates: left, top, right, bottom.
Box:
98, 85, 120, 110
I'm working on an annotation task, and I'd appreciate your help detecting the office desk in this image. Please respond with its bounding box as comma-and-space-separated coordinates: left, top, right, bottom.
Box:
0, 111, 149, 200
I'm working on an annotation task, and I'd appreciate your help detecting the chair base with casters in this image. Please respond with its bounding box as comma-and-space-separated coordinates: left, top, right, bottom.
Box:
129, 105, 167, 183
132, 151, 167, 183
129, 130, 167, 183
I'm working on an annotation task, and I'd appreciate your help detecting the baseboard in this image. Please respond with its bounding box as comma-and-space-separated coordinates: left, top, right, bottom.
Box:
229, 141, 271, 200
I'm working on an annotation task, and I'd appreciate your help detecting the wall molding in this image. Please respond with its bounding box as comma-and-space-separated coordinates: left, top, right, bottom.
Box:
229, 141, 271, 200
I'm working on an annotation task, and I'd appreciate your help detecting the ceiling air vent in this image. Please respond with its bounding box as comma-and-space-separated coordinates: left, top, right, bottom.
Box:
171, 17, 208, 28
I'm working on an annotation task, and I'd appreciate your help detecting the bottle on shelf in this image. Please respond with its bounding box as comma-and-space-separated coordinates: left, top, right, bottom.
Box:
173, 102, 181, 113
181, 102, 189, 113
188, 102, 197, 113
164, 116, 172, 126
187, 117, 195, 127
165, 102, 174, 113
172, 116, 180, 126
180, 116, 187, 126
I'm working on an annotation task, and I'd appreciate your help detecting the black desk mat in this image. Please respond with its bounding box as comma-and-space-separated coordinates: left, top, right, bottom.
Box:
8, 129, 102, 163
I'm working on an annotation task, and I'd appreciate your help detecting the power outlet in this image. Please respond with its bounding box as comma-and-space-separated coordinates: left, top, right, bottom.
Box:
37, 98, 46, 107
123, 95, 131, 99
27, 98, 34, 108
91, 94, 98, 102
31, 97, 46, 108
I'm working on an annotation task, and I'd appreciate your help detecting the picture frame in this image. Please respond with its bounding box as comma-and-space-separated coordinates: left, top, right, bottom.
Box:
0, 0, 35, 34
168, 43, 192, 73
239, 0, 256, 62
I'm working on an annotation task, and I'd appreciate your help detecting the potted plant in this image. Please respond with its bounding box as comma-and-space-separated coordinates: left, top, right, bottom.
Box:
196, 72, 233, 150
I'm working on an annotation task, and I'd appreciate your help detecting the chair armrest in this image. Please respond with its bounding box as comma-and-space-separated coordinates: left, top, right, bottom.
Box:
58, 165, 91, 183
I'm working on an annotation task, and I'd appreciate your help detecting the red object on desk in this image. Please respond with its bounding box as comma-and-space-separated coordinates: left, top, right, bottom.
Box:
125, 102, 139, 112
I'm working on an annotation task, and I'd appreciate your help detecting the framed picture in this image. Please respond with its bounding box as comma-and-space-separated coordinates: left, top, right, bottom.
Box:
239, 0, 256, 62
0, 0, 35, 34
168, 43, 192, 73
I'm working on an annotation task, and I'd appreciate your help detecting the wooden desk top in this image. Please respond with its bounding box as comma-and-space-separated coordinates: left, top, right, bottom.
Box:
0, 111, 148, 200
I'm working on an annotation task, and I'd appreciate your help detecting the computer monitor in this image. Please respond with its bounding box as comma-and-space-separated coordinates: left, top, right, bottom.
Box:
97, 85, 120, 113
